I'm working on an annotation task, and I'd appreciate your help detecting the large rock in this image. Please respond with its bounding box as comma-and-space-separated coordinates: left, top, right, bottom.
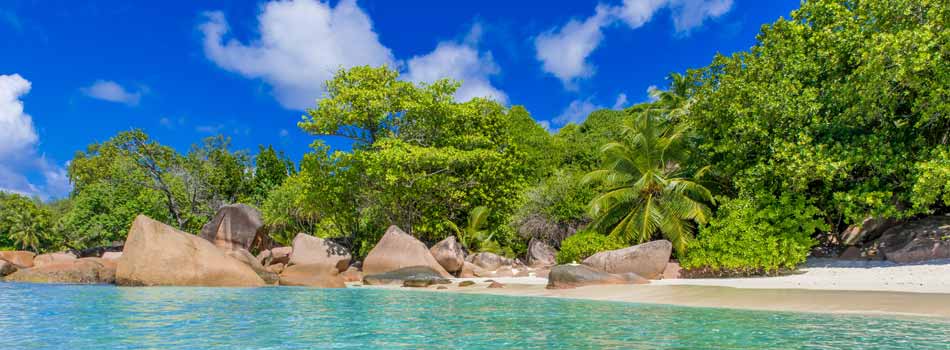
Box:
0, 251, 36, 268
288, 233, 350, 272
116, 215, 265, 287
278, 264, 345, 288
429, 236, 465, 274
458, 262, 484, 278
876, 216, 950, 263
225, 248, 280, 285
362, 226, 451, 278
102, 252, 123, 260
527, 239, 557, 267
582, 240, 672, 279
257, 246, 292, 266
546, 264, 649, 289
467, 252, 514, 271
363, 266, 451, 287
33, 252, 77, 268
4, 258, 115, 284
199, 204, 265, 251
842, 217, 898, 246
341, 266, 363, 283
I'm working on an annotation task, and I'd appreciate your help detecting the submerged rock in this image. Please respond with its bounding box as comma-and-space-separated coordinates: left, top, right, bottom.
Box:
200, 204, 265, 251
363, 266, 450, 287
288, 233, 350, 272
116, 215, 265, 287
876, 216, 950, 263
278, 264, 345, 288
429, 236, 465, 274
362, 226, 451, 278
546, 264, 648, 289
5, 258, 115, 284
0, 251, 35, 268
582, 240, 671, 279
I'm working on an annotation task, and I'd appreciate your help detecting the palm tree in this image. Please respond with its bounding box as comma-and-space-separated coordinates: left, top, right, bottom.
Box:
582, 108, 714, 255
447, 206, 492, 251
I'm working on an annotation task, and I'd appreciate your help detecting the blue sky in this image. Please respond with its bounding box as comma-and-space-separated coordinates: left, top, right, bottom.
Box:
0, 0, 798, 199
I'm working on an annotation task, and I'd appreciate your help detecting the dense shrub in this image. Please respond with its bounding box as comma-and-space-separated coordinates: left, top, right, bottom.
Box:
681, 193, 826, 273
555, 230, 625, 264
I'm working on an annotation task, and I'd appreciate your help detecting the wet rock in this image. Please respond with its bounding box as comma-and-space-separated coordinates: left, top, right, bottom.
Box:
362, 226, 451, 278
116, 215, 265, 287
363, 266, 450, 286
458, 280, 476, 287
289, 233, 350, 272
582, 240, 671, 279
436, 286, 448, 290
546, 264, 649, 289
429, 236, 465, 274
199, 204, 265, 251
278, 264, 345, 288
5, 258, 115, 284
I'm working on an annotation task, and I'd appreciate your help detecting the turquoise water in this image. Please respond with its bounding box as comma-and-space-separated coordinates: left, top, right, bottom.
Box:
1, 283, 947, 349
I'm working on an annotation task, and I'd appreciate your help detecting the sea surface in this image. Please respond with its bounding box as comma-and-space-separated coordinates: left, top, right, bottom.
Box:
1, 283, 947, 349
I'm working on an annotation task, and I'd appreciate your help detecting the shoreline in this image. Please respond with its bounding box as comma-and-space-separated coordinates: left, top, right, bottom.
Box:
364, 281, 950, 320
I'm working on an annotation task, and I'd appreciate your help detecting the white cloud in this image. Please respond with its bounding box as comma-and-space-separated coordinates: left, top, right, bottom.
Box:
200, 0, 395, 110
534, 5, 612, 88
0, 74, 70, 199
404, 25, 507, 104
81, 80, 143, 106
0, 74, 38, 157
535, 1, 734, 85
554, 99, 602, 126
612, 93, 629, 109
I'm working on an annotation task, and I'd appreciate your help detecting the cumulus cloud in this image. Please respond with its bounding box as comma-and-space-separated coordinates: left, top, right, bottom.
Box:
200, 0, 395, 110
534, 6, 612, 89
81, 80, 143, 106
612, 93, 629, 109
535, 0, 734, 85
404, 25, 507, 104
0, 74, 70, 199
551, 93, 629, 130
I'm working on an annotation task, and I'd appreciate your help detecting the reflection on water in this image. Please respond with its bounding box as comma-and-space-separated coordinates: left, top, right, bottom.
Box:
0, 283, 947, 349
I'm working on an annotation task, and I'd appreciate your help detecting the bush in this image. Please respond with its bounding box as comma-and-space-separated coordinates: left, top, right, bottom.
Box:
556, 230, 625, 264
681, 193, 826, 274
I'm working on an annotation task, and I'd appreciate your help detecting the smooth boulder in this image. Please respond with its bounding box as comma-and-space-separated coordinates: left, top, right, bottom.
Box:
0, 260, 17, 277
225, 248, 280, 285
33, 252, 77, 267
199, 204, 265, 251
841, 217, 898, 246
363, 266, 451, 286
527, 239, 557, 267
0, 251, 35, 268
458, 262, 484, 278
4, 258, 115, 284
362, 226, 451, 278
257, 246, 292, 266
278, 264, 345, 288
429, 236, 465, 274
582, 240, 672, 279
288, 233, 350, 272
467, 252, 514, 271
116, 215, 265, 287
547, 264, 649, 289
876, 216, 950, 263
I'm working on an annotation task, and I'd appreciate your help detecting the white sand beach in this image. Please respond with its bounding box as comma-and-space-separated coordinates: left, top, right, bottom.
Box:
368, 259, 950, 318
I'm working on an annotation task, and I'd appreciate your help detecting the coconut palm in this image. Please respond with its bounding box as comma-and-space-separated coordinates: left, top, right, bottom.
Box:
582, 109, 714, 255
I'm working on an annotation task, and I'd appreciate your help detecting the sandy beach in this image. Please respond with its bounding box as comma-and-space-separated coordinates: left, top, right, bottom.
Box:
364, 259, 950, 319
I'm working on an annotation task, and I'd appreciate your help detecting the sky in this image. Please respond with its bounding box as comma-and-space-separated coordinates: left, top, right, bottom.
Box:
0, 0, 799, 200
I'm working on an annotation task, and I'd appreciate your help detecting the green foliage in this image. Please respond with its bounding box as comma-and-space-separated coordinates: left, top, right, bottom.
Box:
250, 145, 296, 206
0, 192, 54, 252
682, 193, 826, 273
584, 110, 714, 255
555, 230, 625, 264
685, 0, 950, 228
